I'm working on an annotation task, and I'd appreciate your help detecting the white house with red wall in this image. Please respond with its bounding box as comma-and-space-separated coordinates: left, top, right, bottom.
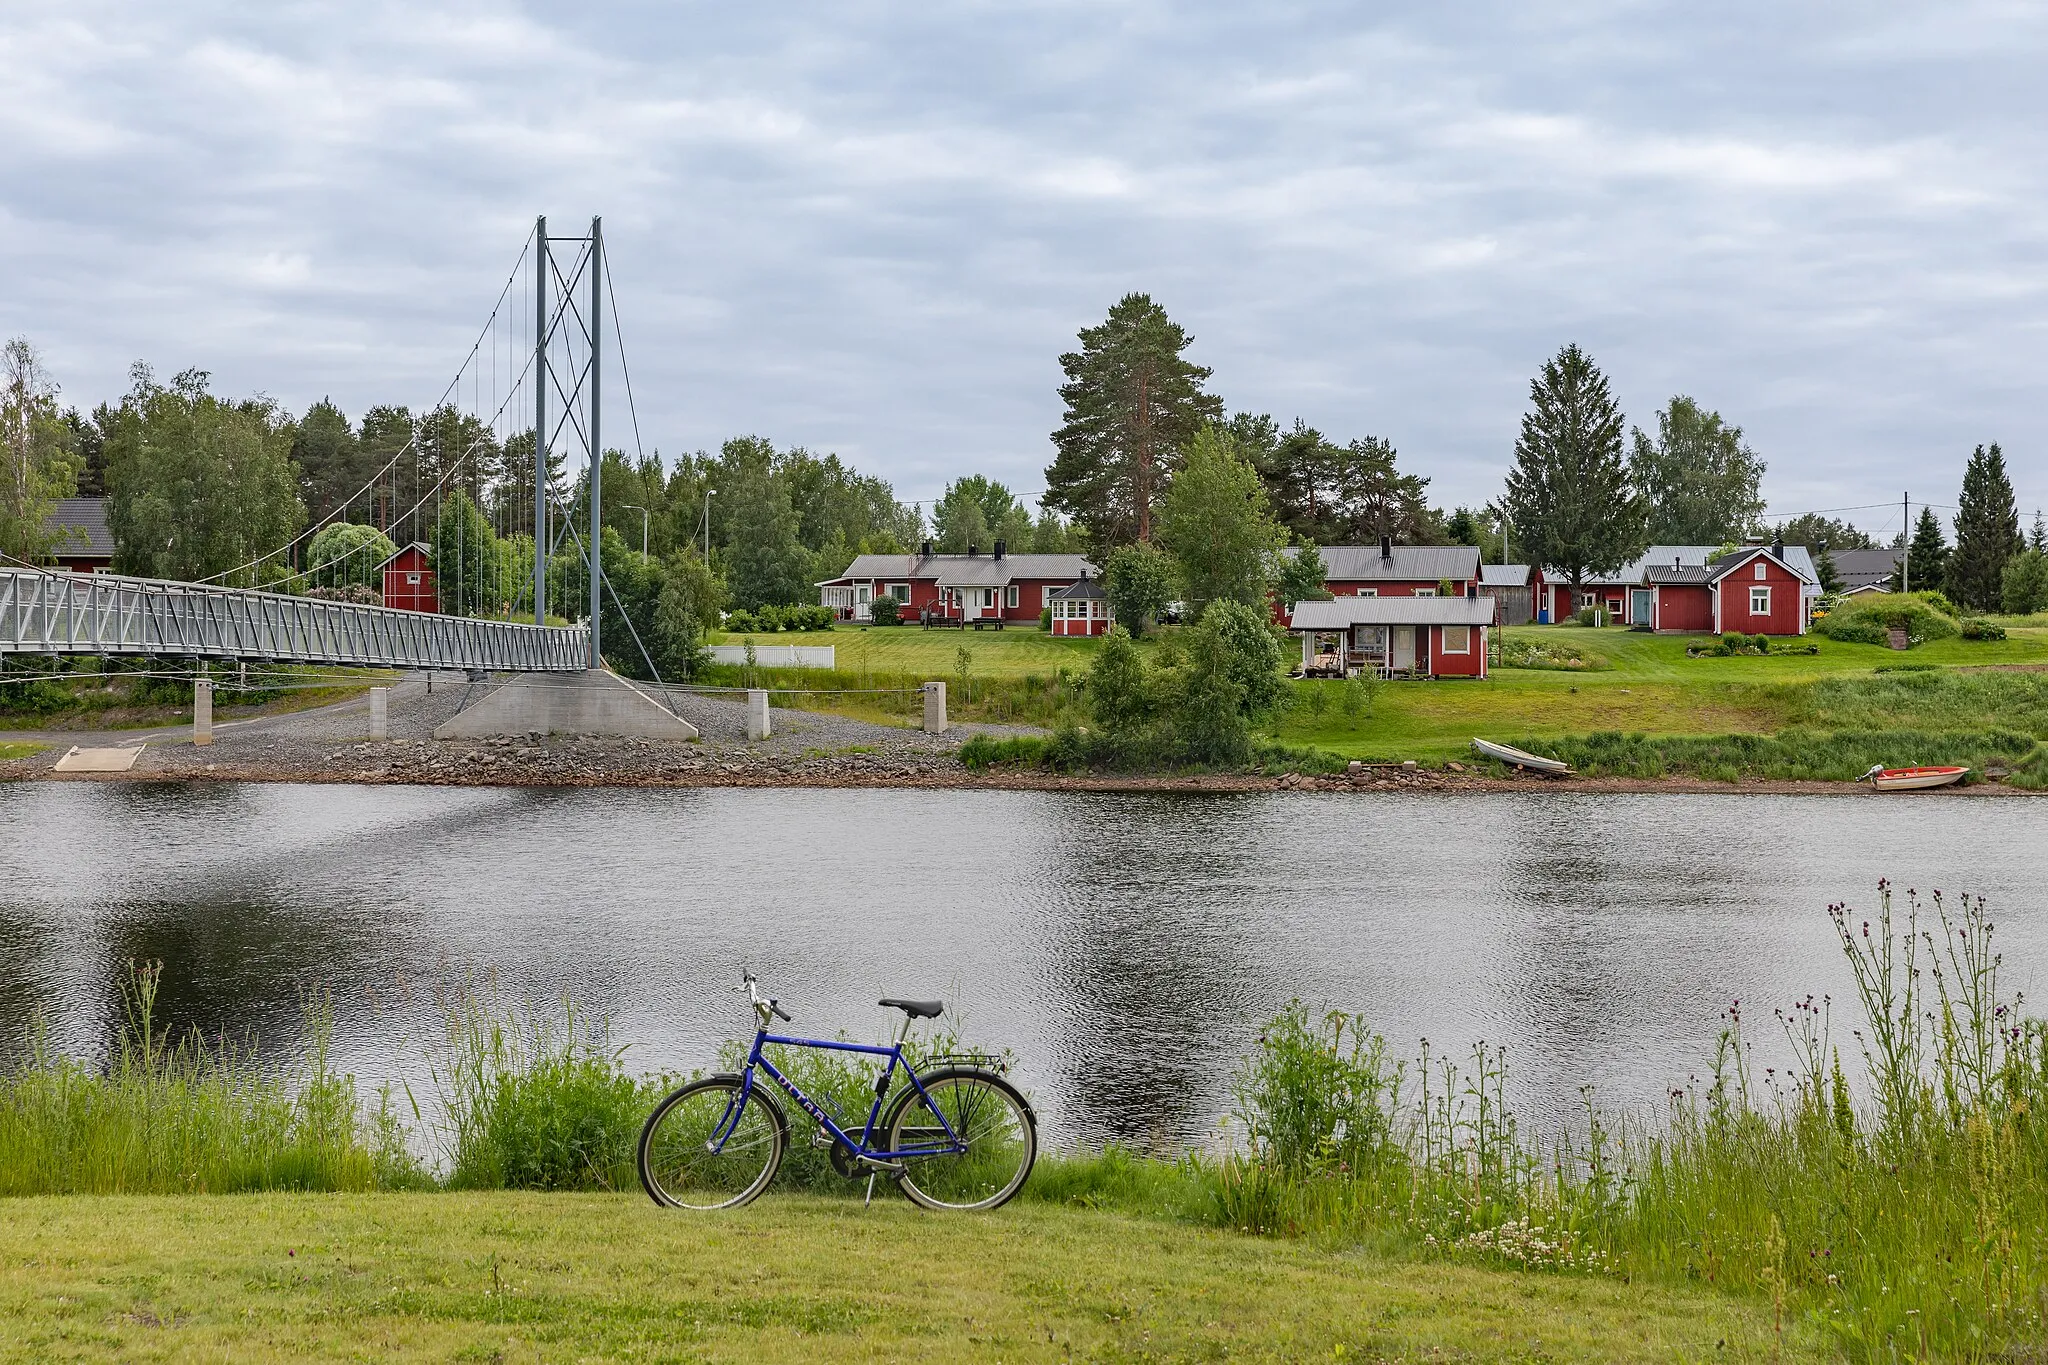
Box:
817, 541, 1097, 624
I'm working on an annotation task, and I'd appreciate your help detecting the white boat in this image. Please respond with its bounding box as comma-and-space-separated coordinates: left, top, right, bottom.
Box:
1472, 738, 1573, 775
1858, 764, 1969, 791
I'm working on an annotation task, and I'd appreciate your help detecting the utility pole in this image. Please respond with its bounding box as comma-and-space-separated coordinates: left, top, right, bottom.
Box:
1901, 491, 1910, 594
703, 488, 714, 561
534, 216, 548, 627
619, 505, 649, 559
588, 216, 603, 668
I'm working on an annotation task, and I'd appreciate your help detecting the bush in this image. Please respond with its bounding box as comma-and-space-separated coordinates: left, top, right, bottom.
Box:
1039, 605, 1052, 631
723, 609, 757, 633
1498, 638, 1594, 670
868, 596, 900, 626
1960, 618, 2007, 641
1814, 592, 1959, 647
1570, 606, 1601, 626
959, 734, 1052, 770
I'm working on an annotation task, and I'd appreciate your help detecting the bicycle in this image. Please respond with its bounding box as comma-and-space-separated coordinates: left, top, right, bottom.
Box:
637, 971, 1037, 1212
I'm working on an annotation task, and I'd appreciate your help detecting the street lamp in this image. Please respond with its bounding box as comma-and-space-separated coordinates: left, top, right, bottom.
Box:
701, 488, 715, 561
618, 504, 649, 559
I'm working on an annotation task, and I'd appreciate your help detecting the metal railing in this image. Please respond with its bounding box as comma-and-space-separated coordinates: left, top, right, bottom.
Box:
0, 568, 589, 672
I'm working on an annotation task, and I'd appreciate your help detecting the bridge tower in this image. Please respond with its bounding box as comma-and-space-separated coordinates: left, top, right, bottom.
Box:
532, 215, 606, 668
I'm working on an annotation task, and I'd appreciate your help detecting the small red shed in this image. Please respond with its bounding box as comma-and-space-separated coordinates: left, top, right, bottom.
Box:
378, 542, 437, 613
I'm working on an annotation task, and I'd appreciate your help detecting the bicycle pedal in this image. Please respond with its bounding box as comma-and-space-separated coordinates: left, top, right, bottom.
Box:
808, 1129, 836, 1151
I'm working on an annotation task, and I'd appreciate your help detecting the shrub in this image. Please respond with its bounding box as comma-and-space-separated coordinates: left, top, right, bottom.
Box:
1039, 605, 1052, 631
959, 734, 1051, 769
1749, 632, 1769, 652
1570, 606, 1600, 626
1960, 618, 2007, 641
1815, 592, 1959, 646
723, 609, 757, 633
1498, 638, 1593, 670
868, 596, 900, 626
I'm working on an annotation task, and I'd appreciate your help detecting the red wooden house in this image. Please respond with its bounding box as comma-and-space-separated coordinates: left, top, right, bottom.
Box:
1647, 544, 1810, 635
1287, 592, 1494, 679
1276, 538, 1482, 626
1542, 542, 1822, 626
41, 497, 115, 573
379, 542, 437, 613
817, 541, 1097, 625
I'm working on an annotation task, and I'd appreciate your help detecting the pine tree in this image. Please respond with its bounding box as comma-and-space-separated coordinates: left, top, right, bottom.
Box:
1944, 444, 2020, 610
1500, 344, 1644, 594
1898, 507, 1948, 595
1045, 294, 1222, 548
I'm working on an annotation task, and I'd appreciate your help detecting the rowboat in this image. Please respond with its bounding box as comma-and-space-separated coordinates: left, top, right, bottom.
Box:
1472, 738, 1573, 775
1858, 764, 1969, 791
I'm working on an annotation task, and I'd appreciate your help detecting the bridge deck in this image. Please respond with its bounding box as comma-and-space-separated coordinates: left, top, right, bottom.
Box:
1, 568, 589, 672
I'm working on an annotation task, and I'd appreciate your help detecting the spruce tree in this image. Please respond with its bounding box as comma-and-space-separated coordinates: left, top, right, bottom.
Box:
1045, 294, 1222, 548
1500, 344, 1644, 595
1944, 443, 2020, 610
1899, 507, 1948, 595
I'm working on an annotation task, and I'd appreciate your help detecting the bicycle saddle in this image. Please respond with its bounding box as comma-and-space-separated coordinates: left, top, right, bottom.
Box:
879, 997, 944, 1019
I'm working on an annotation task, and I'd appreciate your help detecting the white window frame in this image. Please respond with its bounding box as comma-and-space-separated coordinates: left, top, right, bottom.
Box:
1413, 587, 1436, 597
1750, 585, 1771, 615
981, 587, 998, 609
887, 582, 910, 602
1357, 587, 1378, 597
1441, 625, 1471, 654
1006, 584, 1019, 609
1754, 562, 1767, 579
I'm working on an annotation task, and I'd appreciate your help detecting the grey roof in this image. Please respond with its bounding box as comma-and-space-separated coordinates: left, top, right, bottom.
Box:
1288, 595, 1496, 629
1478, 563, 1532, 587
374, 541, 433, 571
1587, 543, 1819, 594
1647, 563, 1715, 585
1706, 544, 1814, 586
1301, 543, 1483, 582
1829, 548, 1898, 591
44, 497, 114, 558
1046, 576, 1107, 601
820, 551, 1094, 587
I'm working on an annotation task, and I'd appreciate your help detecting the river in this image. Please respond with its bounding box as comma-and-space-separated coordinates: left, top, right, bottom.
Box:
2, 782, 2043, 1148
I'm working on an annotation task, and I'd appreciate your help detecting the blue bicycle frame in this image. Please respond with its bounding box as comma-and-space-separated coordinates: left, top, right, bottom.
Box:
709, 1028, 967, 1162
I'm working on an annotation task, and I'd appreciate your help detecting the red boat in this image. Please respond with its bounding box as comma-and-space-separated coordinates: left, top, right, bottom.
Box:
1858, 764, 1969, 791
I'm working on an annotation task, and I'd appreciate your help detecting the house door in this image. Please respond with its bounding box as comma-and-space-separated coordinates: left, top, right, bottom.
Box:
1391, 626, 1416, 671
1629, 588, 1651, 626
854, 584, 872, 621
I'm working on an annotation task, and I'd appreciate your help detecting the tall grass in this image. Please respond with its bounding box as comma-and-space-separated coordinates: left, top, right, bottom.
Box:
1505, 726, 2048, 787
1175, 883, 2048, 1359
0, 962, 392, 1193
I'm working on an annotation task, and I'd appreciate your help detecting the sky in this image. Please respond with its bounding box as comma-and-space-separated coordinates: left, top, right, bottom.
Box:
5, 1, 2045, 538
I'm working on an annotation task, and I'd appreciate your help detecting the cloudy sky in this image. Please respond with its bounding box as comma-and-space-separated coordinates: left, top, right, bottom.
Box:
5, 1, 2044, 534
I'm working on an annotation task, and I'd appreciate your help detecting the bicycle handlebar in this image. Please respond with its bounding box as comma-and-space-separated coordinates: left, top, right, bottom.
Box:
739, 970, 792, 1024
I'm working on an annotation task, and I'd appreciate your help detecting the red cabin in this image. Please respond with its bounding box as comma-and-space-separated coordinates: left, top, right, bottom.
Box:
1275, 539, 1482, 626
41, 497, 115, 574
379, 542, 437, 613
817, 541, 1097, 626
1287, 594, 1494, 679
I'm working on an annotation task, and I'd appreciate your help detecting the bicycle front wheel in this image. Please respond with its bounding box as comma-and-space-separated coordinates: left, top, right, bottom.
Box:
638, 1075, 786, 1209
884, 1068, 1036, 1211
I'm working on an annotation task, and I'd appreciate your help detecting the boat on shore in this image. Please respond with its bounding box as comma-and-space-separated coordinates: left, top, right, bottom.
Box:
1472, 739, 1573, 776
1858, 764, 1969, 791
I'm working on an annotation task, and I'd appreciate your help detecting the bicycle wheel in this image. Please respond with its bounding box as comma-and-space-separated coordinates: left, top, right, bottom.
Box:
884, 1068, 1036, 1211
638, 1075, 786, 1209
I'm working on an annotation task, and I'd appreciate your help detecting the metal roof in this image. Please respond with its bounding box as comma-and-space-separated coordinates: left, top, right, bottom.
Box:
1647, 564, 1714, 585
820, 551, 1095, 587
1304, 543, 1483, 581
1585, 543, 1820, 594
44, 497, 114, 558
1477, 563, 1532, 587
1288, 596, 1496, 628
1829, 548, 1897, 591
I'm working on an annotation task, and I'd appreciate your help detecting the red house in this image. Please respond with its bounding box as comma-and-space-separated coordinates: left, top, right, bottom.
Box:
1647, 544, 1811, 635
1542, 543, 1823, 626
41, 497, 115, 573
379, 542, 437, 613
817, 541, 1097, 625
1287, 593, 1494, 679
1046, 574, 1114, 636
1277, 538, 1482, 626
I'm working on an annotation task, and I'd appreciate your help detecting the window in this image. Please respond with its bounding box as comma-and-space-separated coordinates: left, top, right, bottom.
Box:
1750, 585, 1771, 615
981, 587, 998, 609
1442, 625, 1471, 654
406, 573, 421, 585
1357, 587, 1378, 597
888, 583, 910, 602
1413, 587, 1436, 597
1006, 584, 1019, 609
1755, 562, 1767, 580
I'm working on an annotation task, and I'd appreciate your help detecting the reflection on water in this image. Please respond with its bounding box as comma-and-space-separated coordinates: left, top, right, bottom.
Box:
2, 782, 2044, 1148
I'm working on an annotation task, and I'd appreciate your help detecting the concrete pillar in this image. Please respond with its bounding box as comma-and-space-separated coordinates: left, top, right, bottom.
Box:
922, 680, 948, 735
368, 686, 389, 741
193, 679, 213, 747
746, 689, 771, 741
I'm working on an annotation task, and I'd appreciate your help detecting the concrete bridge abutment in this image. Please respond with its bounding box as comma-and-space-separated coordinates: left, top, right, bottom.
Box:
433, 670, 698, 741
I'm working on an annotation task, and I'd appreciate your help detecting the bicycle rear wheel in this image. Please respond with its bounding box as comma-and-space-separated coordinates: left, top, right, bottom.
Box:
638, 1075, 786, 1209
884, 1068, 1036, 1211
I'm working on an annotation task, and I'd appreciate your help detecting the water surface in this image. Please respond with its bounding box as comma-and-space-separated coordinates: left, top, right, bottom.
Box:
3, 782, 2043, 1148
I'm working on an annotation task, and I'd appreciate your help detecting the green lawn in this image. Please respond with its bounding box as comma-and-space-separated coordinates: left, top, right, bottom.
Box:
0, 1192, 1820, 1363
0, 741, 47, 761
1274, 624, 2048, 762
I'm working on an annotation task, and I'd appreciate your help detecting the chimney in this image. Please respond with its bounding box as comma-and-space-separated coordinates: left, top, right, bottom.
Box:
1379, 533, 1392, 561
993, 538, 1006, 560
1466, 580, 1478, 599
1771, 532, 1785, 558
919, 539, 932, 559
967, 543, 979, 557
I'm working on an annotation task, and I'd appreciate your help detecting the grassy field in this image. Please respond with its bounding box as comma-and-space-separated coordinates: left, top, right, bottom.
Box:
0, 1191, 1820, 1363
0, 741, 48, 761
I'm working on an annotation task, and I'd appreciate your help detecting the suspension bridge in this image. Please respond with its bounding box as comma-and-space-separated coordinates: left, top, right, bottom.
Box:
3, 216, 649, 684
